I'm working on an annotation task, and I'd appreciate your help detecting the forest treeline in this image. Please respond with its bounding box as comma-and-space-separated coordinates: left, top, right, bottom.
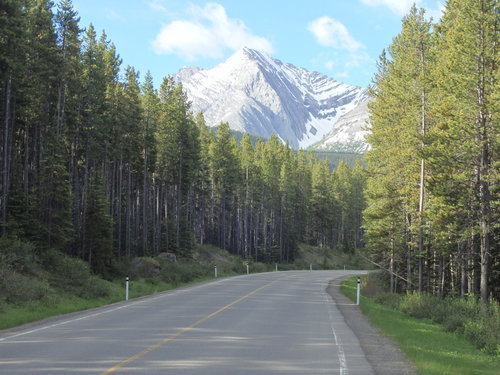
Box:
0, 0, 365, 276
364, 2, 498, 302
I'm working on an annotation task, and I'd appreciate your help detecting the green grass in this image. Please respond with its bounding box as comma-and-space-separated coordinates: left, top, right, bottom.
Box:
0, 295, 121, 330
341, 277, 499, 375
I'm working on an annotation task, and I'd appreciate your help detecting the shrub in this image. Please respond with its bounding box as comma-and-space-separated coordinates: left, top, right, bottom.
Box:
42, 249, 93, 290
0, 266, 51, 304
374, 292, 402, 309
399, 292, 437, 319
361, 271, 389, 298
79, 276, 114, 299
439, 297, 480, 334
130, 257, 161, 279
0, 238, 39, 275
463, 303, 500, 355
156, 261, 211, 285
251, 262, 270, 273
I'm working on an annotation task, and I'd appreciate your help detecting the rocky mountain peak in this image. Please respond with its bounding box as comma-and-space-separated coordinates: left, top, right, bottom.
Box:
174, 47, 369, 149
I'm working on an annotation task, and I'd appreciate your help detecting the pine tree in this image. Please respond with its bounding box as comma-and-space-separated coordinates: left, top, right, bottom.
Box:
83, 172, 113, 276
35, 135, 74, 250
139, 71, 159, 255
364, 6, 435, 291
192, 112, 212, 246
157, 77, 200, 257
1, 0, 28, 236
429, 0, 498, 301
54, 0, 81, 138
309, 160, 333, 248
208, 122, 240, 251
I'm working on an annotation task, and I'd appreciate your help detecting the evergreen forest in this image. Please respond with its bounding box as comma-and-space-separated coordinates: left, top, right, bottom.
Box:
0, 0, 498, 305
364, 2, 498, 303
0, 0, 365, 278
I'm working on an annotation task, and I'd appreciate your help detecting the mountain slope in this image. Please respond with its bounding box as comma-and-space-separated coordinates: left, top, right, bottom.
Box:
175, 47, 368, 149
310, 100, 371, 153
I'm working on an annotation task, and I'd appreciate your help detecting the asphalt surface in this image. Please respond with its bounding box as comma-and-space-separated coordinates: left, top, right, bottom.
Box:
0, 270, 384, 375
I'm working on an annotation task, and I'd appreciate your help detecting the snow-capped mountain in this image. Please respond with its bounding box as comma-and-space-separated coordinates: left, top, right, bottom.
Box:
311, 99, 371, 153
174, 47, 369, 149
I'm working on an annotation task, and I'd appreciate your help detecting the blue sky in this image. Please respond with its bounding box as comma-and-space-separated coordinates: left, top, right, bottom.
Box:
70, 0, 444, 88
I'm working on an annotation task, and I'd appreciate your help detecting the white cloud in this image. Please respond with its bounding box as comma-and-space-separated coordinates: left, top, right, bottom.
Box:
307, 17, 364, 51
151, 2, 273, 60
360, 0, 421, 16
148, 0, 165, 12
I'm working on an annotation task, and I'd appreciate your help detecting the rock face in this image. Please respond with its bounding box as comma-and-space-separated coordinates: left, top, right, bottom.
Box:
174, 47, 369, 150
311, 99, 372, 153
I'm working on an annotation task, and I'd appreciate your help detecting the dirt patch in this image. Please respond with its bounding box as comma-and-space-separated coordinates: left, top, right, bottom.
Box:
327, 277, 417, 375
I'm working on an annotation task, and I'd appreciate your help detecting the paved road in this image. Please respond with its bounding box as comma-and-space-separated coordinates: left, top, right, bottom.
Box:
0, 270, 373, 374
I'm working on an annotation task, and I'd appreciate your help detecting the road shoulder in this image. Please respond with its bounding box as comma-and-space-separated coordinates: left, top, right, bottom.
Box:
326, 277, 417, 375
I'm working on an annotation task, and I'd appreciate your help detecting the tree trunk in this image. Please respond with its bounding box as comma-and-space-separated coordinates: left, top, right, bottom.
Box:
390, 236, 395, 293
2, 75, 13, 235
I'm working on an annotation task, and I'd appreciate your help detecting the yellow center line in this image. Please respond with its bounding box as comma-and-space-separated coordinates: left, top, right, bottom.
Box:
99, 275, 292, 374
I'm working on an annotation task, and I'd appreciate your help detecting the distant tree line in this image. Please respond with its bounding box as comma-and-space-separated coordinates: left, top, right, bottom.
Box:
0, 0, 365, 276
364, 2, 498, 302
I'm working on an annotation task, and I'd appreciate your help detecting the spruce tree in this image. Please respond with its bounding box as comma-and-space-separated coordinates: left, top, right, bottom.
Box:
208, 122, 240, 251
157, 78, 200, 257
83, 173, 113, 276
364, 6, 435, 290
429, 0, 498, 301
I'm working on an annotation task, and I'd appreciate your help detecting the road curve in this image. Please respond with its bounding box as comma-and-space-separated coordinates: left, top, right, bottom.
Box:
0, 270, 373, 374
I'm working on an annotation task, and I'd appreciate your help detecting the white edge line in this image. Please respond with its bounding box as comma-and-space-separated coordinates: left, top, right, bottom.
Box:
324, 283, 349, 375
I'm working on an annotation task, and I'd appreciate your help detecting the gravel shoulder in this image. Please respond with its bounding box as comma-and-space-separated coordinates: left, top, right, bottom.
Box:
327, 276, 417, 375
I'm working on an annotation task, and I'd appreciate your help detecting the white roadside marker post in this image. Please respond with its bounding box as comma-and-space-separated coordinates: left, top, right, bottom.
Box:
247, 263, 249, 275
214, 265, 218, 278
125, 276, 129, 301
356, 277, 361, 305
310, 263, 312, 271
275, 263, 278, 272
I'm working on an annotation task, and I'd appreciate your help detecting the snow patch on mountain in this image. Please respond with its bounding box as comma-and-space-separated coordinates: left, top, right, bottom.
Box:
311, 100, 371, 153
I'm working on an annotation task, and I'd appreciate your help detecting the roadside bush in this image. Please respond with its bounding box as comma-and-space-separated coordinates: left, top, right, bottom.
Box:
361, 271, 389, 298
80, 276, 115, 299
130, 257, 161, 279
373, 292, 402, 309
157, 261, 211, 285
39, 249, 114, 299
399, 292, 437, 319
463, 303, 500, 355
0, 238, 39, 275
439, 297, 480, 334
250, 262, 271, 273
0, 266, 51, 304
42, 249, 92, 289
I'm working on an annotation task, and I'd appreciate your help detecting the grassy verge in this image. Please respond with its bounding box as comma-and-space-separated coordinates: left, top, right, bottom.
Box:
341, 277, 499, 375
